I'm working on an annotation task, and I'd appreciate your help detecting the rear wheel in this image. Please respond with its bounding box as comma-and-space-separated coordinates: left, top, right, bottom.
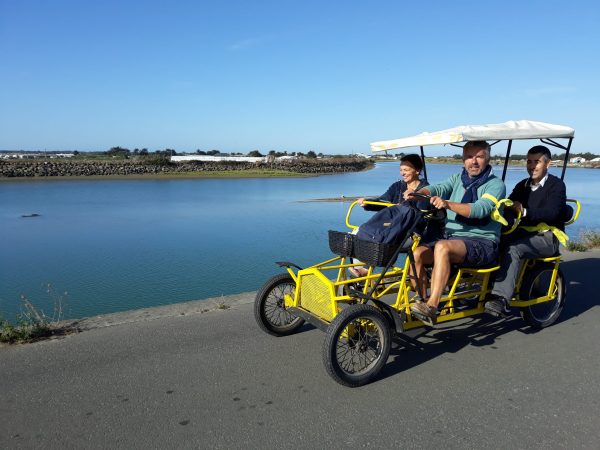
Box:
254, 273, 304, 336
322, 304, 391, 387
519, 263, 566, 329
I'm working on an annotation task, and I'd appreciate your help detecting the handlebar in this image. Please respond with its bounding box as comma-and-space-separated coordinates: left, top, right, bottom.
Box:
501, 205, 522, 235
345, 200, 395, 230
565, 198, 581, 226
346, 193, 437, 229
345, 195, 433, 230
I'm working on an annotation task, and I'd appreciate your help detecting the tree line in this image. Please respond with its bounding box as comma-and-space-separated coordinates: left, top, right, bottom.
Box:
104, 147, 327, 159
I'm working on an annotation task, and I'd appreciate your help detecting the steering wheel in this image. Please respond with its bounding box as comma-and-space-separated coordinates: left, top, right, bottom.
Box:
407, 192, 431, 201
402, 191, 430, 214
406, 192, 446, 222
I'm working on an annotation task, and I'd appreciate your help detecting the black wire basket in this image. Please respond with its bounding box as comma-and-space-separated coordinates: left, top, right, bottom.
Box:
353, 238, 399, 267
328, 230, 355, 257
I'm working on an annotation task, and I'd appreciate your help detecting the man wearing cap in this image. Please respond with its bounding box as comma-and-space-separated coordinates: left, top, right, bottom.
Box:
485, 145, 568, 316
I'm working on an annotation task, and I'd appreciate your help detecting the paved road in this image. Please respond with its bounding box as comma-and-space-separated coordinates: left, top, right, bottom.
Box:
2, 251, 599, 449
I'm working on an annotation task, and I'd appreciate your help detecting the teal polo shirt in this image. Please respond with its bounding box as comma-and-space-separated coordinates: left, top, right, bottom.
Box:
428, 171, 506, 242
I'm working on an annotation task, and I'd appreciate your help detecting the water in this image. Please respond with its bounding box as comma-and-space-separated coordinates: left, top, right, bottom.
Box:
1, 163, 598, 321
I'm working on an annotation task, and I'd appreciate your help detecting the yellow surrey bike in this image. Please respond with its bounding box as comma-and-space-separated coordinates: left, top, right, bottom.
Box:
254, 120, 581, 387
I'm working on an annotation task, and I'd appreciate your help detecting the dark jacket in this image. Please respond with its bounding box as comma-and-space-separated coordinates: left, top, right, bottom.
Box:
364, 179, 430, 211
509, 173, 567, 231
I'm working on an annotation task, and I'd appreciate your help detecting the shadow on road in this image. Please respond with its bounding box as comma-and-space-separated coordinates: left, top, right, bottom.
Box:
381, 315, 524, 381
378, 256, 600, 382
557, 256, 600, 320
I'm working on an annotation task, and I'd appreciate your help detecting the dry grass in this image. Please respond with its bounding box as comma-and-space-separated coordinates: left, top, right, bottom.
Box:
0, 285, 78, 344
567, 229, 600, 252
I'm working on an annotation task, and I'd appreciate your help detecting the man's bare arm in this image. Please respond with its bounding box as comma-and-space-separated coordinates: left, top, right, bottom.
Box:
430, 197, 472, 218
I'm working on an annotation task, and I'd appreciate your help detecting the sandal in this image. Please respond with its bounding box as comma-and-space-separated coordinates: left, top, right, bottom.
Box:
410, 301, 438, 326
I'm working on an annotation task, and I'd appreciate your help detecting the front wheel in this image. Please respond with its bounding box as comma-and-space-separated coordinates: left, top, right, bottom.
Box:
254, 273, 305, 336
519, 263, 566, 329
322, 304, 391, 387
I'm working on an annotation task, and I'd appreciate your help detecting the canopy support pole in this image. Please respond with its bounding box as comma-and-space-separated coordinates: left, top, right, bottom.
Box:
541, 138, 568, 150
501, 140, 513, 181
420, 146, 428, 181
560, 137, 573, 181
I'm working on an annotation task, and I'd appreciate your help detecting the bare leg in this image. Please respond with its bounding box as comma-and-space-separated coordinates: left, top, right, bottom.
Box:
427, 239, 467, 308
410, 245, 433, 299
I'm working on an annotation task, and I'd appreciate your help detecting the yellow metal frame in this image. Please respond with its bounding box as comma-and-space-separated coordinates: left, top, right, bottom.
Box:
502, 209, 522, 235
284, 198, 579, 331
345, 200, 394, 230
565, 198, 581, 225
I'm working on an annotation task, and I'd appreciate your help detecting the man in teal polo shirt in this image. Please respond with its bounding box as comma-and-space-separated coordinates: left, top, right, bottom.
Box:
409, 140, 506, 323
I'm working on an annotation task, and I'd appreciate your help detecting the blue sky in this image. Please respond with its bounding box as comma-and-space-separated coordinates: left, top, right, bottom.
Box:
1, 0, 598, 155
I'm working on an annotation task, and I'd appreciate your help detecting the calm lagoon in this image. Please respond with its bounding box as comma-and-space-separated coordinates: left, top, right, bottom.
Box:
1, 162, 598, 321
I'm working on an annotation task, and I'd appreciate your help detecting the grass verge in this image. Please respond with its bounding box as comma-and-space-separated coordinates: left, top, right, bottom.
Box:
566, 229, 600, 252
1, 288, 78, 345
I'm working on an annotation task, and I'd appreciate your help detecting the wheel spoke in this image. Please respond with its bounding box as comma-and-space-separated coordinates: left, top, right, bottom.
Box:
335, 318, 382, 375
323, 304, 391, 386
264, 283, 295, 326
255, 274, 304, 336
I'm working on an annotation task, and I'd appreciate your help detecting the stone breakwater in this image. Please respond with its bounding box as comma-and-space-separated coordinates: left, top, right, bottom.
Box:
0, 158, 374, 178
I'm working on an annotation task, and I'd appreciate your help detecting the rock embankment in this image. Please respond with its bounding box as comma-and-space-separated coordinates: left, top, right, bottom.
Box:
0, 158, 373, 178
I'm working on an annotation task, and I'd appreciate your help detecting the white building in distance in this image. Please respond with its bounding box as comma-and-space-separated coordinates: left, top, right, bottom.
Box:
170, 155, 267, 163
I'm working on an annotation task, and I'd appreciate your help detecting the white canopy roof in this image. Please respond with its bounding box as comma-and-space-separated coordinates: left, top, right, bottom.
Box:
370, 120, 574, 152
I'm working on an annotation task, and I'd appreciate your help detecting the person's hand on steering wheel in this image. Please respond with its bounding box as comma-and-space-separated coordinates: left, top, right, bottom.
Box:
406, 191, 432, 212
429, 196, 449, 210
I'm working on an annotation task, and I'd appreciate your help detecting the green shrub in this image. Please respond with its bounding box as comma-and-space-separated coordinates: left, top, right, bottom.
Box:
567, 240, 588, 252
0, 313, 50, 343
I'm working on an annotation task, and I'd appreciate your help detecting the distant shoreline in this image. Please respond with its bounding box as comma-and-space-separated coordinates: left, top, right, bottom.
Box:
1, 158, 596, 182
0, 158, 375, 181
